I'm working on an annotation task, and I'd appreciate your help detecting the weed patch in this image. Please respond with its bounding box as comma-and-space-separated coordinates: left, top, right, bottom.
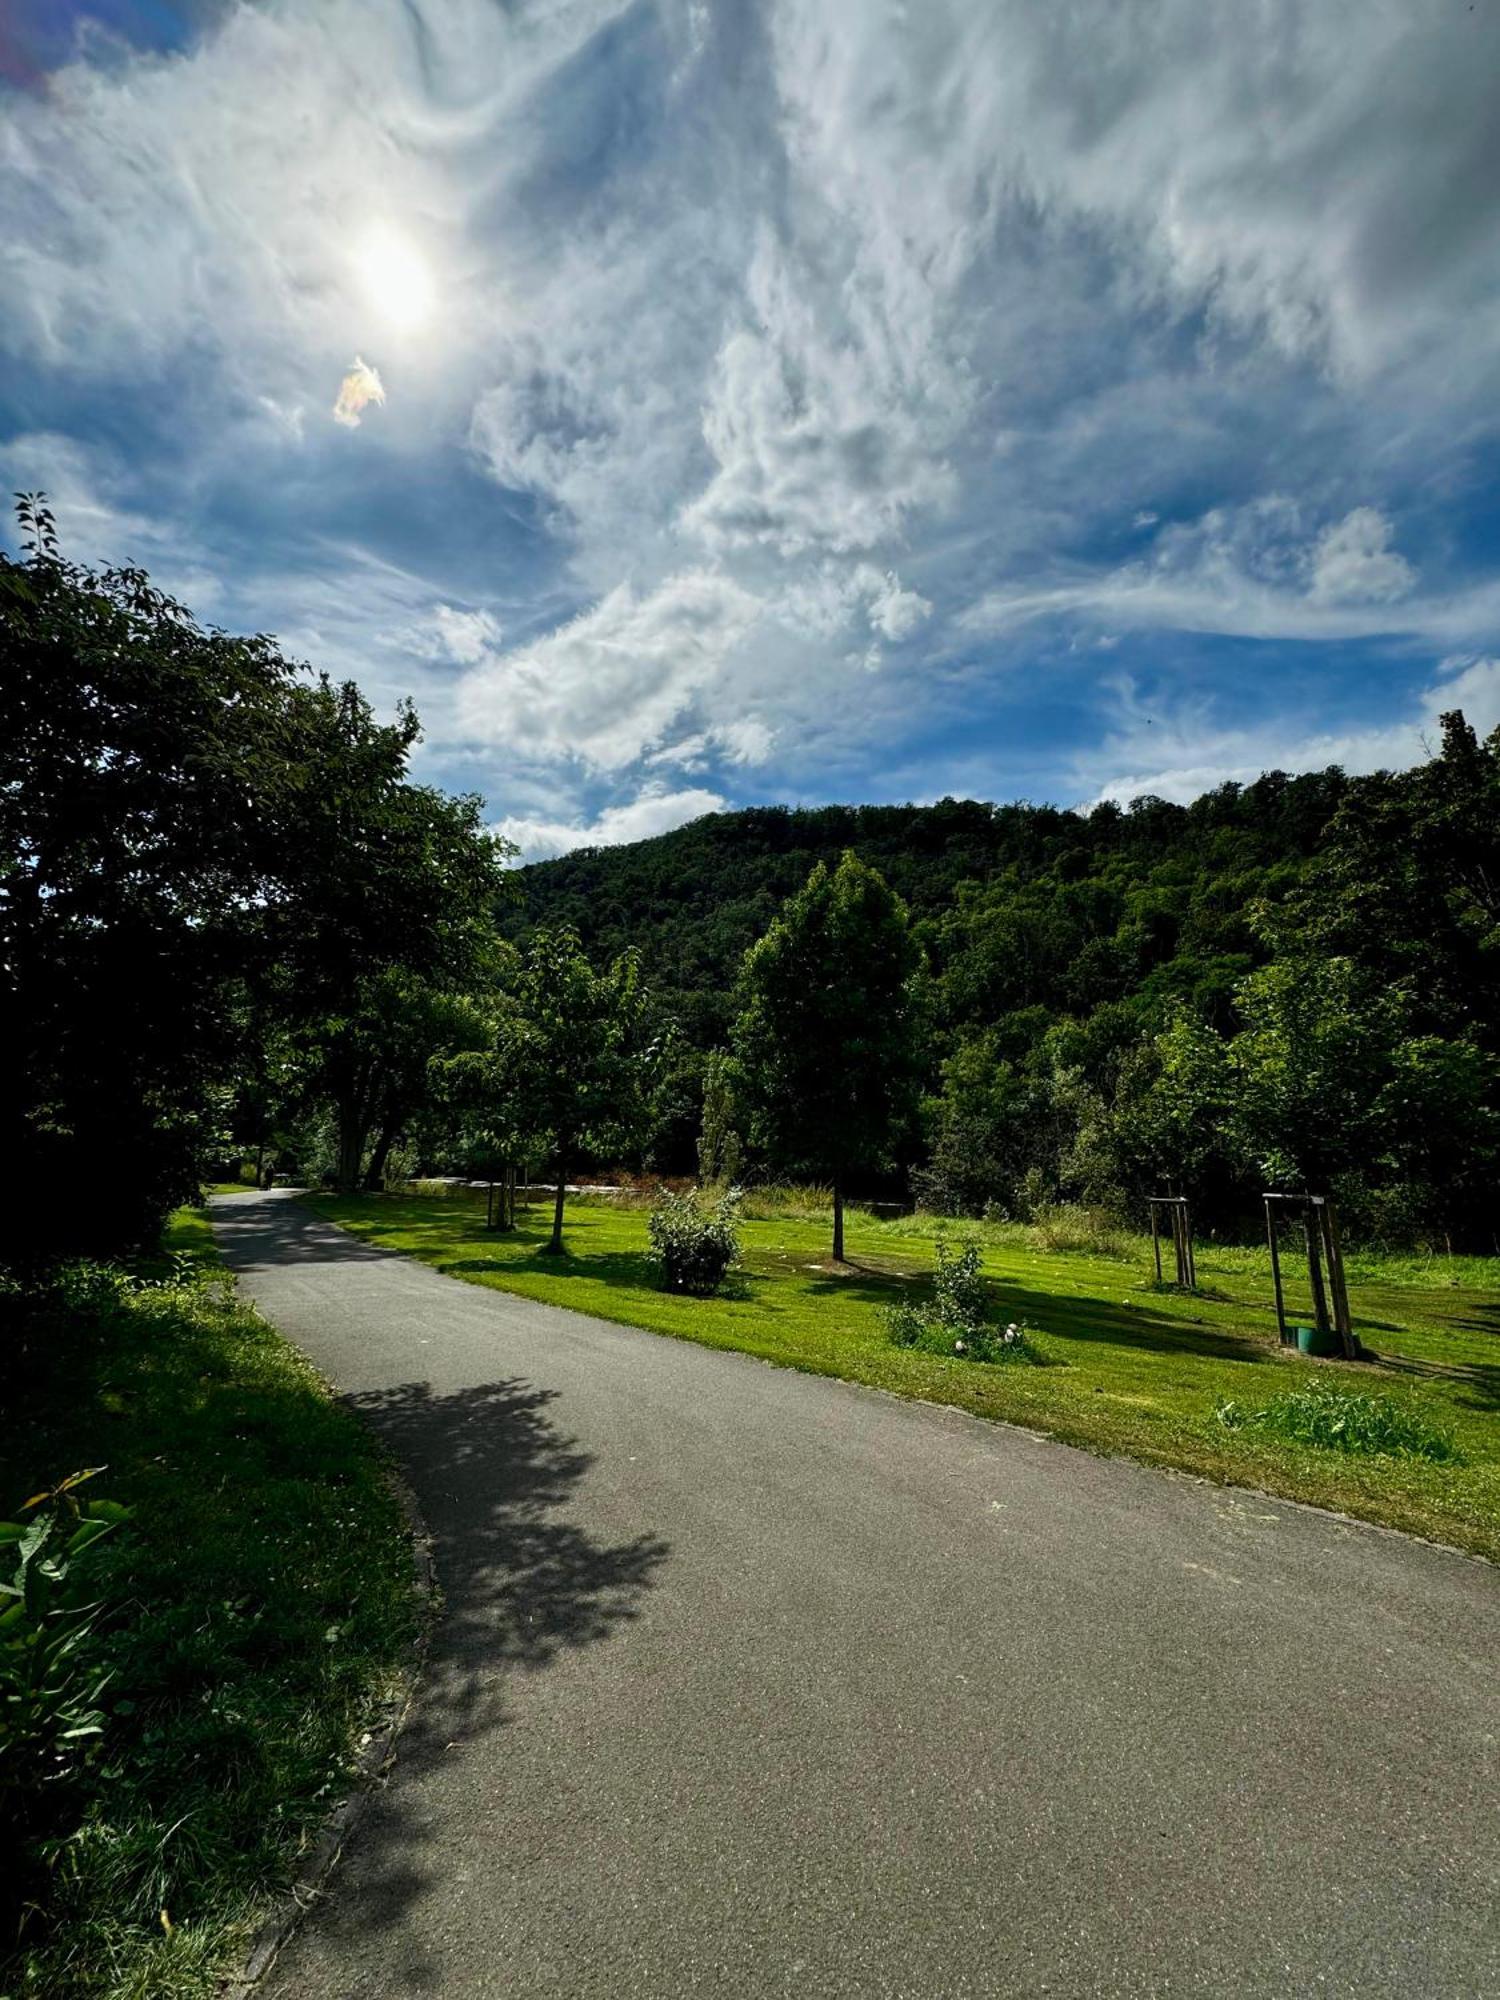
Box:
1215, 1385, 1460, 1462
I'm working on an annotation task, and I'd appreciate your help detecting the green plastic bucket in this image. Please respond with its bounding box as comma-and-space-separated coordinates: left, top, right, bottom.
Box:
1295, 1323, 1341, 1358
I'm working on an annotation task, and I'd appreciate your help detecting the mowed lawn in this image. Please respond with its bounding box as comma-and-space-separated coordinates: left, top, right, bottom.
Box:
308, 1189, 1500, 1562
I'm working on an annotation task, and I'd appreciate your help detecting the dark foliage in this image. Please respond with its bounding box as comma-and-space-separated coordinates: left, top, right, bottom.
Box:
508, 734, 1500, 1246
0, 503, 506, 1256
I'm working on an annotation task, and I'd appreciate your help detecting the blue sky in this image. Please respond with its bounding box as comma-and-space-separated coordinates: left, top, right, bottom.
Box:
3, 0, 1499, 858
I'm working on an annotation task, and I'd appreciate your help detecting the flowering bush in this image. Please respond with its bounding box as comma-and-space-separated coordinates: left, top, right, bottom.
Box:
885, 1238, 1041, 1364
647, 1185, 742, 1296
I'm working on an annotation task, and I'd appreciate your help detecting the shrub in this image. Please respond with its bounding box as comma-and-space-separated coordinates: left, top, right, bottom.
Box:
886, 1238, 1041, 1365
0, 1475, 129, 1776
932, 1237, 986, 1330
1214, 1385, 1459, 1462
648, 1186, 742, 1296
1, 1471, 131, 1941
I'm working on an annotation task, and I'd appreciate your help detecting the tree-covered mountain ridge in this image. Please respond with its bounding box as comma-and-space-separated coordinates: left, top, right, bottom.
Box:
507, 718, 1499, 1246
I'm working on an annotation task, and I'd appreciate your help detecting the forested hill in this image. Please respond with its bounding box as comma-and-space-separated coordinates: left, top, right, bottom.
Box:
506, 773, 1351, 1047
508, 725, 1499, 1243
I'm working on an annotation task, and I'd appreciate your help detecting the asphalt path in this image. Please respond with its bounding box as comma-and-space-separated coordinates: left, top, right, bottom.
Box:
211, 1191, 1498, 1998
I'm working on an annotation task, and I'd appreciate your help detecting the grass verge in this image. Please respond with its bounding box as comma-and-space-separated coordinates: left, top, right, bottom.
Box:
0, 1211, 419, 1999
309, 1188, 1500, 1563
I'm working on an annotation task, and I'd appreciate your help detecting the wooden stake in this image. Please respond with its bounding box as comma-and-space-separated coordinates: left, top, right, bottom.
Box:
1306, 1200, 1331, 1336
1182, 1203, 1197, 1290
1266, 1198, 1288, 1344
1322, 1200, 1356, 1358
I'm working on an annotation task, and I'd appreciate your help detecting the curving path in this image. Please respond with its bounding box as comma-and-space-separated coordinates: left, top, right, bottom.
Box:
211, 1191, 1498, 1999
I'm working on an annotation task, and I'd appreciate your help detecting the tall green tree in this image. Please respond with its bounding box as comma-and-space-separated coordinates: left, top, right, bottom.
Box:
264, 679, 509, 1191
733, 851, 924, 1260
696, 1049, 744, 1186
503, 928, 653, 1254
1223, 955, 1496, 1233
0, 499, 310, 1254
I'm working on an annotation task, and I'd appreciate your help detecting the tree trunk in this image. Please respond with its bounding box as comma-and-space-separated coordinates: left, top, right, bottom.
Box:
335, 1109, 366, 1194
832, 1178, 845, 1263
547, 1154, 567, 1254
488, 1168, 515, 1233
333, 1053, 378, 1193
362, 1112, 400, 1191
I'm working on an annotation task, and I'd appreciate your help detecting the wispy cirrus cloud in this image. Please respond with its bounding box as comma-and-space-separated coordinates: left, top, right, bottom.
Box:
1075, 655, 1500, 809
2, 0, 1499, 850
962, 501, 1500, 651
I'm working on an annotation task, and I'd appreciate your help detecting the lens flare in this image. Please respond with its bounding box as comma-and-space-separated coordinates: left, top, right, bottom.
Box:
332, 356, 386, 428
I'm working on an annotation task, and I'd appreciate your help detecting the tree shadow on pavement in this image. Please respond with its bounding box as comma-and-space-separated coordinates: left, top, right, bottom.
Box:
211, 1192, 400, 1267
266, 1377, 669, 1995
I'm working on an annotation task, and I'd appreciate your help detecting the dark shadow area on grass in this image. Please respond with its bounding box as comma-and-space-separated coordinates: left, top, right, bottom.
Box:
986, 1278, 1274, 1365
1355, 1348, 1500, 1415
451, 1244, 770, 1309
266, 1376, 669, 1996
796, 1261, 923, 1305
518, 1246, 660, 1287
789, 1259, 1272, 1366
1450, 1301, 1500, 1339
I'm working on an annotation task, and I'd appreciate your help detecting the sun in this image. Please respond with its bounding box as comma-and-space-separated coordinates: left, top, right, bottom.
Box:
353, 224, 436, 334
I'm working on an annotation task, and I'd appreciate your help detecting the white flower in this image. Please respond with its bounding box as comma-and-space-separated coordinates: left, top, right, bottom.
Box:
954, 1339, 966, 1353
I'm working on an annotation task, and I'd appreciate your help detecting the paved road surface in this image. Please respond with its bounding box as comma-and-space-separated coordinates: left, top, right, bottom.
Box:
212, 1192, 1498, 1999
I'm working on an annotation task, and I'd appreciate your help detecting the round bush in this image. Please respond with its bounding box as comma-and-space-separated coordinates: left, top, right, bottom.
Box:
648, 1187, 741, 1297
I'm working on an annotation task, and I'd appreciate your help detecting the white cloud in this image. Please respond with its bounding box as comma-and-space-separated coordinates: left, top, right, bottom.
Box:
714, 716, 776, 765
1307, 507, 1415, 606
645, 717, 776, 772
1077, 655, 1500, 807
495, 783, 728, 862
432, 604, 504, 665
862, 568, 933, 642
962, 500, 1499, 649
4, 0, 1499, 813
681, 227, 963, 559
454, 568, 762, 771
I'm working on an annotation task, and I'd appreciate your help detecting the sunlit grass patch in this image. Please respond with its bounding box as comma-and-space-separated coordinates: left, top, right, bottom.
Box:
311, 1187, 1500, 1562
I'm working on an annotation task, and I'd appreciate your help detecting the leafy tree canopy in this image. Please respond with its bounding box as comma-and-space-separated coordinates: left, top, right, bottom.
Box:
733, 851, 924, 1257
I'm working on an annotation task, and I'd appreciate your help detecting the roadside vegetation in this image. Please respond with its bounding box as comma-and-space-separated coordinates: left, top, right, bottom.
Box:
0, 1213, 417, 2000
309, 1185, 1500, 1563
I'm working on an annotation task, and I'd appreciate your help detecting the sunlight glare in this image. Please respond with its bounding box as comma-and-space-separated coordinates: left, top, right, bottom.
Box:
354, 225, 436, 334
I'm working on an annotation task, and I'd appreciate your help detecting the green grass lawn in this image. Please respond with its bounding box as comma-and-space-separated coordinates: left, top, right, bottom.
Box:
309, 1188, 1500, 1562
1, 1210, 419, 2000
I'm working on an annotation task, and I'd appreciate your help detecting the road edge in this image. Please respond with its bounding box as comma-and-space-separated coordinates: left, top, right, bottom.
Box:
219, 1463, 438, 1998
